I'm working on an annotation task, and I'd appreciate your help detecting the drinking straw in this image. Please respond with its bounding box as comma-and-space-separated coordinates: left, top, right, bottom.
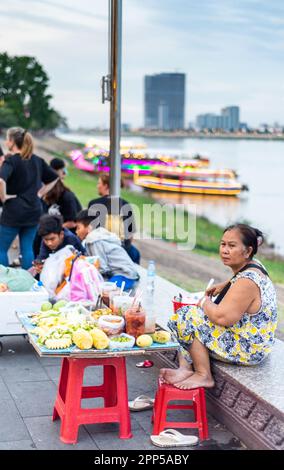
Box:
94, 294, 101, 311
205, 278, 214, 293
131, 287, 142, 307
120, 281, 126, 295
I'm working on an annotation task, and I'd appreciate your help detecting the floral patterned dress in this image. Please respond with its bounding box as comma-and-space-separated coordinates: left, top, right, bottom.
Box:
168, 270, 278, 365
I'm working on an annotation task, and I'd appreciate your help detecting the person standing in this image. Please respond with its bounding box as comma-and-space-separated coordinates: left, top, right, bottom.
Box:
49, 157, 67, 180
0, 145, 4, 167
0, 127, 58, 269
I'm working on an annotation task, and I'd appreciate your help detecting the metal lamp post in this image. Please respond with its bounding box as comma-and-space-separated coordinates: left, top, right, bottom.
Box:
102, 0, 122, 200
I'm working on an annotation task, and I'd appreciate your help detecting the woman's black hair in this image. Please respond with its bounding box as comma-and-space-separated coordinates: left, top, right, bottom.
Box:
223, 223, 264, 259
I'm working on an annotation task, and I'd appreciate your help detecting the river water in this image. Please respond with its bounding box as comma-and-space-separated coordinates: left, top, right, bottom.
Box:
58, 132, 284, 255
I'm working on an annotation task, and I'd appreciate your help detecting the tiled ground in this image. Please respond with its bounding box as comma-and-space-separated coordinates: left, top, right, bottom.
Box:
0, 335, 245, 450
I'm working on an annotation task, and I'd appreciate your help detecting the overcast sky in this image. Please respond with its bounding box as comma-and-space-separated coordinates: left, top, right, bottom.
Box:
0, 0, 283, 128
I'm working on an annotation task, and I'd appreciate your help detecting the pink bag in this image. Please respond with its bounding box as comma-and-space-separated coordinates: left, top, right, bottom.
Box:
69, 258, 103, 302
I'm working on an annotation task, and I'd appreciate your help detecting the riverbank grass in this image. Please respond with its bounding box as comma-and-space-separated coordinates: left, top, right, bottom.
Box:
58, 155, 284, 285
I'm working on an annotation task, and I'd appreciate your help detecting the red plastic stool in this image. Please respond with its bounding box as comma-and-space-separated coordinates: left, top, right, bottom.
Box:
52, 356, 132, 444
152, 380, 209, 440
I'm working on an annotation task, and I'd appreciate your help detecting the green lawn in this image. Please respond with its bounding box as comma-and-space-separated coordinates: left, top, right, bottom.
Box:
55, 151, 284, 285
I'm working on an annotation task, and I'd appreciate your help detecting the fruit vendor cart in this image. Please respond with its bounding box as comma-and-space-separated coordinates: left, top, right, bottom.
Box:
17, 310, 179, 444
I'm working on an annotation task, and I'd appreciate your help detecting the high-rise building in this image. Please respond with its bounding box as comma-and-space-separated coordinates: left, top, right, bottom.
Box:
196, 106, 240, 131
221, 106, 240, 131
144, 73, 186, 130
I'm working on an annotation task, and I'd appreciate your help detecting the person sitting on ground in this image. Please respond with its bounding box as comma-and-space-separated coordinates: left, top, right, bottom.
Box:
33, 161, 82, 257
42, 178, 82, 232
76, 210, 139, 289
87, 174, 140, 265
49, 157, 67, 180
36, 214, 85, 271
160, 224, 277, 391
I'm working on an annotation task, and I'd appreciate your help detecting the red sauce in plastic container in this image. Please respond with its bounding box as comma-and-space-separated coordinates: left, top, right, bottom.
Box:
125, 304, 146, 338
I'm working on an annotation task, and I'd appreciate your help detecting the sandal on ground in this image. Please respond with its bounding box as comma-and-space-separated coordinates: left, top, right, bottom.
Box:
128, 395, 155, 411
150, 429, 199, 448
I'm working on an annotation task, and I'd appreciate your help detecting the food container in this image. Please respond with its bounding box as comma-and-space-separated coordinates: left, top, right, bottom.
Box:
112, 295, 134, 316
98, 315, 125, 336
145, 314, 156, 334
109, 333, 135, 350
91, 307, 113, 320
125, 304, 145, 338
172, 292, 203, 313
101, 282, 118, 307
109, 289, 126, 310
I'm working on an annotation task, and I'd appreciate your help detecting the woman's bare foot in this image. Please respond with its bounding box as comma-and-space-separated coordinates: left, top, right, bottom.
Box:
159, 367, 194, 385
174, 372, 215, 390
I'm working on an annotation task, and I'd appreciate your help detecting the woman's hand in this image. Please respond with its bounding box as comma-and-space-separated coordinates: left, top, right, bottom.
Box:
4, 194, 17, 201
205, 281, 228, 298
197, 295, 210, 309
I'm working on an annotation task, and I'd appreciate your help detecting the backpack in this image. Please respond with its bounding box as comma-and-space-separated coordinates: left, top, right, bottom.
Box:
55, 254, 103, 302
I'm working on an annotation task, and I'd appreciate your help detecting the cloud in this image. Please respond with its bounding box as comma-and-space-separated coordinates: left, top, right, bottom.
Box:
0, 0, 283, 127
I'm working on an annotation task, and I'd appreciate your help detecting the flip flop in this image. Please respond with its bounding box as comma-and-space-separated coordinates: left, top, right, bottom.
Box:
150, 429, 199, 448
128, 395, 155, 411
136, 360, 154, 368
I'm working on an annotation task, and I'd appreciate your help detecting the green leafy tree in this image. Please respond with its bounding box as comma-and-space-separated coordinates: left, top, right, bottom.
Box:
0, 52, 66, 130
0, 102, 17, 131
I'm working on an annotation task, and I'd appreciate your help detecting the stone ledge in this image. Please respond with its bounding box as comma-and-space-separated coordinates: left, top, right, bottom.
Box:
136, 266, 284, 450
207, 359, 284, 450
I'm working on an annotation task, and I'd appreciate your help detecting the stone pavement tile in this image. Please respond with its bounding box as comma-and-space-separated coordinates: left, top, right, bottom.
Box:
126, 368, 158, 391
131, 410, 153, 435
0, 440, 36, 450
87, 416, 142, 437
37, 356, 62, 367
0, 335, 31, 355
199, 415, 245, 450
90, 428, 149, 451
24, 416, 98, 450
131, 404, 244, 451
8, 380, 57, 418
43, 364, 61, 384
83, 366, 104, 386
0, 376, 11, 400
0, 344, 49, 384
0, 399, 30, 442
80, 397, 104, 409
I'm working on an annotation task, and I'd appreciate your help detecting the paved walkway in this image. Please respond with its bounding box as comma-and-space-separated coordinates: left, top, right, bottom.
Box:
0, 335, 245, 451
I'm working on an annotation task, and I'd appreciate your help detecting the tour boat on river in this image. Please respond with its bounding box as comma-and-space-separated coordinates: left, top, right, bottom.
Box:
69, 145, 210, 176
133, 167, 247, 196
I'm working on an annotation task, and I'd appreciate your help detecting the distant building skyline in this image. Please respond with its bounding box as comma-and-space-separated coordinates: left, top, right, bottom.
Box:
196, 106, 241, 131
144, 73, 185, 130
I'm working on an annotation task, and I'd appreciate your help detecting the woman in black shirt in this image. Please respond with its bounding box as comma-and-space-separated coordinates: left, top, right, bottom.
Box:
43, 179, 82, 232
0, 127, 58, 269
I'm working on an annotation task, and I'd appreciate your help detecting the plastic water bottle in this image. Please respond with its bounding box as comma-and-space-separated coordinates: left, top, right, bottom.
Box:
147, 260, 156, 295
31, 281, 45, 292
144, 261, 156, 333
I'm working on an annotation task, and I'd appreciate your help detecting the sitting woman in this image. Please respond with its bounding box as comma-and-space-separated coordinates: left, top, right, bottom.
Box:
161, 224, 277, 390
43, 179, 82, 232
